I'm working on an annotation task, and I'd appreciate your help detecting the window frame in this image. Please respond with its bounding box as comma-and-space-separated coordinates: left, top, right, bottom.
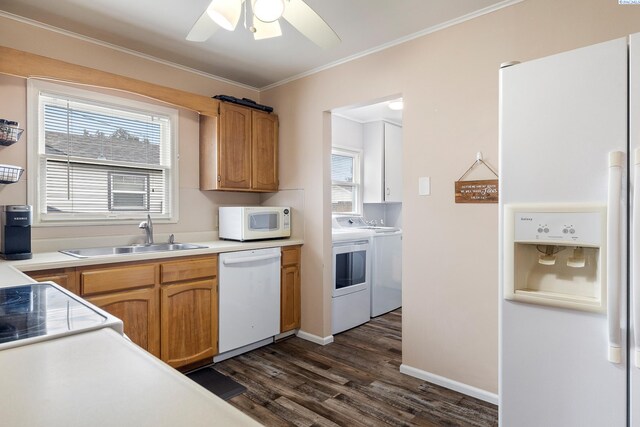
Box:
331, 146, 362, 215
27, 79, 179, 226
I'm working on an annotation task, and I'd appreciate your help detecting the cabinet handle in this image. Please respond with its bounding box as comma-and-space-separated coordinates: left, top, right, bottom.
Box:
386, 187, 390, 196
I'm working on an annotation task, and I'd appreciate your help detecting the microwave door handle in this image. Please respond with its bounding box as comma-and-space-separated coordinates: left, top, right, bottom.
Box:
222, 253, 281, 265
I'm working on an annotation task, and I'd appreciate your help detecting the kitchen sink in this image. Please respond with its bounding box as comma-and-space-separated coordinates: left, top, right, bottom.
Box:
60, 243, 208, 259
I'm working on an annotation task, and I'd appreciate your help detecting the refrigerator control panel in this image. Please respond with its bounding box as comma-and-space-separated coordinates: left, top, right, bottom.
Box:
514, 211, 602, 246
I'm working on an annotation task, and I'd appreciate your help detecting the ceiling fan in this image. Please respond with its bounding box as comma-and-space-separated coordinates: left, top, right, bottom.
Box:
186, 0, 341, 49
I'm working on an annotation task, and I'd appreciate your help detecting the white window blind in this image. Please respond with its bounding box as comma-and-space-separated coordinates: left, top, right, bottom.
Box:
331, 148, 360, 214
29, 81, 178, 224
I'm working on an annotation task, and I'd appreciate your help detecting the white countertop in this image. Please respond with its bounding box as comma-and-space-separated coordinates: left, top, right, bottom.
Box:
0, 328, 262, 427
4, 237, 304, 273
0, 237, 304, 426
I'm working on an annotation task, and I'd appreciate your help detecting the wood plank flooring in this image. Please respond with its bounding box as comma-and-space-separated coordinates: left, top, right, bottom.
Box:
215, 310, 498, 426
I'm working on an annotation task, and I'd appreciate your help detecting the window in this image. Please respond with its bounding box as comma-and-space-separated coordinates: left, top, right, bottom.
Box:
28, 80, 178, 224
108, 172, 150, 211
331, 147, 361, 214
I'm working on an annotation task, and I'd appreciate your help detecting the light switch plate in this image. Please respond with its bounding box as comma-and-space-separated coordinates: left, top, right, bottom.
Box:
419, 177, 430, 196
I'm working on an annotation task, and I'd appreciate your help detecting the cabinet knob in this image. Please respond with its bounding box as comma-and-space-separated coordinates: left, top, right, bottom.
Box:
386, 187, 390, 195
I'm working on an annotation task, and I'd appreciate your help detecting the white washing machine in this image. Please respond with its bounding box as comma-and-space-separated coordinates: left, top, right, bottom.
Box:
368, 228, 402, 317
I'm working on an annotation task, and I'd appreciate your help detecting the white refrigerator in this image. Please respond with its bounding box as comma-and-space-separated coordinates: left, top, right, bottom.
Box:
499, 34, 640, 426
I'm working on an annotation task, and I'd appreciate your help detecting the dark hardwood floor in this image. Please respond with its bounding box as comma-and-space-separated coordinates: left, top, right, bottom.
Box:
215, 310, 498, 426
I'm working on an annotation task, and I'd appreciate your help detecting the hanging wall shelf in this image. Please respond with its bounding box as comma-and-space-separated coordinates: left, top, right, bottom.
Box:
0, 120, 24, 147
0, 164, 24, 184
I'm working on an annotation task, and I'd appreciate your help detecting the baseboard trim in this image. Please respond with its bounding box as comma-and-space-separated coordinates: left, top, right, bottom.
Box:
296, 330, 334, 345
399, 364, 498, 405
275, 329, 297, 341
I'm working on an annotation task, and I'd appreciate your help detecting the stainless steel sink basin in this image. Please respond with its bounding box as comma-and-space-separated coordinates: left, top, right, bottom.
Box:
60, 243, 208, 259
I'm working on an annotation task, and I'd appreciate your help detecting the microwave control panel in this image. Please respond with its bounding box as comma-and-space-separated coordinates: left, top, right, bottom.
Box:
283, 208, 290, 229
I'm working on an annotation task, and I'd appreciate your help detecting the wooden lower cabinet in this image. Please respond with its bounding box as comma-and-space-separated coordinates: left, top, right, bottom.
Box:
280, 246, 301, 332
28, 254, 218, 369
160, 279, 218, 368
26, 268, 79, 295
86, 287, 160, 358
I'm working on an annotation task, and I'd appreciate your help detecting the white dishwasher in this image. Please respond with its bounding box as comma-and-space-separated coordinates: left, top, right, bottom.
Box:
217, 247, 281, 356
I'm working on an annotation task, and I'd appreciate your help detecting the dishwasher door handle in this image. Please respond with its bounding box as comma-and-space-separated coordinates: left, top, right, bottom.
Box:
222, 253, 281, 265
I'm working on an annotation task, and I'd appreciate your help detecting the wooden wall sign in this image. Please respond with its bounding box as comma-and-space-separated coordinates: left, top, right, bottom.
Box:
455, 153, 499, 204
455, 179, 499, 203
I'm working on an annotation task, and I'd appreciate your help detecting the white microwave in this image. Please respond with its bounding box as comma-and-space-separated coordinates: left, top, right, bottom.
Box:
219, 206, 291, 241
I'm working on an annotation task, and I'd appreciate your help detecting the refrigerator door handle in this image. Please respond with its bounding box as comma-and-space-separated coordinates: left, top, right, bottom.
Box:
634, 149, 640, 367
607, 150, 623, 364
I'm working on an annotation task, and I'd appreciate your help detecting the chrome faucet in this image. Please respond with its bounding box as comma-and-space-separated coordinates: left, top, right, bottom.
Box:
138, 214, 154, 245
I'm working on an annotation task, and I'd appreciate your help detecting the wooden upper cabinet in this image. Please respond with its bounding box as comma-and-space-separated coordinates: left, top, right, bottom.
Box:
252, 110, 279, 191
200, 102, 278, 192
219, 102, 252, 190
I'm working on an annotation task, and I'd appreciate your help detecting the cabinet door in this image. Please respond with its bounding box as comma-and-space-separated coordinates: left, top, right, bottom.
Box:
280, 265, 300, 332
363, 121, 384, 203
280, 246, 301, 332
86, 287, 160, 358
252, 110, 279, 191
199, 114, 219, 190
219, 103, 252, 190
161, 279, 217, 368
384, 122, 403, 202
27, 268, 79, 295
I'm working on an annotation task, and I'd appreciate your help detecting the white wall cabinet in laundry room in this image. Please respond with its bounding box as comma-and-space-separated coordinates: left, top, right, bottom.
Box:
363, 121, 403, 203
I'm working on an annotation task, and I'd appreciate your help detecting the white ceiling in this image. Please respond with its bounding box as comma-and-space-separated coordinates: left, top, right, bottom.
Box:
0, 0, 516, 89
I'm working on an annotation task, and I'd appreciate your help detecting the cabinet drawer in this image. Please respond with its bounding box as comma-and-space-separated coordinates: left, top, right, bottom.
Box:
27, 268, 79, 295
81, 264, 157, 295
161, 256, 217, 284
281, 246, 300, 266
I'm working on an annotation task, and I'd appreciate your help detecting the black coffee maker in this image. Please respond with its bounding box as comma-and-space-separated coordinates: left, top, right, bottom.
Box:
1, 205, 32, 260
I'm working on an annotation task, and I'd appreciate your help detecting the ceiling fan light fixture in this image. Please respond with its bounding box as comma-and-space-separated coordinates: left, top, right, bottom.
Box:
207, 0, 242, 31
388, 100, 404, 111
253, 0, 285, 23
252, 15, 282, 39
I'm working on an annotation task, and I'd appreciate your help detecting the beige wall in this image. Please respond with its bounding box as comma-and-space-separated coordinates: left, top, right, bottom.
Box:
261, 0, 640, 394
0, 15, 261, 244
3, 0, 640, 396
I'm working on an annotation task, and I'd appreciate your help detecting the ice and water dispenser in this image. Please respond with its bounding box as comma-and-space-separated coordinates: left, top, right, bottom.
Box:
503, 204, 606, 312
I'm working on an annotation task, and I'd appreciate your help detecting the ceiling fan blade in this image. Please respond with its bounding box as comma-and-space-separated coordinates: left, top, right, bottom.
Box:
282, 0, 340, 49
186, 9, 218, 41
253, 16, 282, 40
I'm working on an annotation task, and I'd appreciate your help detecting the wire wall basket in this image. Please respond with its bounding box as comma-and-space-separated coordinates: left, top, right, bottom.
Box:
0, 164, 24, 184
0, 125, 24, 147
